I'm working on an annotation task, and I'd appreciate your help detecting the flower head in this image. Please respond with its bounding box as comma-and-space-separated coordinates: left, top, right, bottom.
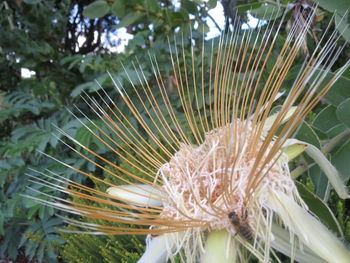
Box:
159, 119, 293, 231
30, 9, 350, 263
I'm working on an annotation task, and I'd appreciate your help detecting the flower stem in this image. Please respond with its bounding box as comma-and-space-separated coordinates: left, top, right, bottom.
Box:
322, 129, 350, 154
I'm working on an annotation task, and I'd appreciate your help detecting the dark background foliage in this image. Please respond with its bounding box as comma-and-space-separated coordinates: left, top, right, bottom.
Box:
1, 0, 349, 262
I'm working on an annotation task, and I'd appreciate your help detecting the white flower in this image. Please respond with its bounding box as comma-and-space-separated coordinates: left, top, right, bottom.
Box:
30, 9, 350, 263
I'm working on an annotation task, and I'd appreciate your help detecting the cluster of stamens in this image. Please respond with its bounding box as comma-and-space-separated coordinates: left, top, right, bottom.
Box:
159, 119, 295, 235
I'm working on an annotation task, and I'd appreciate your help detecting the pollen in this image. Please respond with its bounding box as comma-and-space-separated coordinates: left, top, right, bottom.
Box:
159, 119, 295, 234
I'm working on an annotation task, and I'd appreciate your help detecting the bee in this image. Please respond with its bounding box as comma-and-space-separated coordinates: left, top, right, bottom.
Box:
228, 211, 253, 240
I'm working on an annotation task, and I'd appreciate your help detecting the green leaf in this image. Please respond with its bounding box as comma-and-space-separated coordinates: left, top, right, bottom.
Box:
296, 181, 343, 237
117, 12, 142, 28
44, 218, 62, 229
75, 124, 93, 149
336, 98, 350, 128
23, 0, 41, 4
111, 0, 126, 17
312, 126, 328, 141
83, 0, 110, 19
335, 13, 350, 42
0, 214, 4, 235
70, 82, 95, 97
295, 122, 321, 149
193, 0, 203, 4
236, 2, 262, 12
313, 105, 339, 133
183, 0, 199, 15
27, 206, 40, 220
207, 0, 217, 9
39, 205, 46, 219
315, 0, 350, 16
145, 0, 160, 12
327, 123, 347, 137
36, 244, 45, 263
323, 73, 350, 106
79, 56, 93, 73
25, 198, 39, 209
250, 3, 284, 20
198, 20, 210, 34
341, 66, 350, 79
332, 139, 350, 181
308, 165, 329, 200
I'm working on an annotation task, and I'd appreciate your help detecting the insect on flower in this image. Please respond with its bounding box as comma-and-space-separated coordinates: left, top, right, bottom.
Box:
28, 8, 350, 263
228, 211, 253, 241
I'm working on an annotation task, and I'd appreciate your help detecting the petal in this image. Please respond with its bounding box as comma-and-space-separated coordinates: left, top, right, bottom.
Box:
138, 234, 173, 263
282, 143, 307, 161
268, 191, 350, 263
284, 139, 349, 199
202, 230, 236, 263
271, 224, 326, 263
264, 106, 297, 130
107, 184, 164, 207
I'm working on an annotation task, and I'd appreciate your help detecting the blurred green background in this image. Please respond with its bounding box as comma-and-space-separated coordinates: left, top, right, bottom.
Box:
1, 0, 349, 262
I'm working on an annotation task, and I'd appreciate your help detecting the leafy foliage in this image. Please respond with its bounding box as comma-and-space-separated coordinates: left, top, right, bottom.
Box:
60, 161, 146, 263
61, 232, 143, 263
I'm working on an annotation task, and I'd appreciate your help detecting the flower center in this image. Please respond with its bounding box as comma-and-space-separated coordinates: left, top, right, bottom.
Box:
159, 119, 293, 232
